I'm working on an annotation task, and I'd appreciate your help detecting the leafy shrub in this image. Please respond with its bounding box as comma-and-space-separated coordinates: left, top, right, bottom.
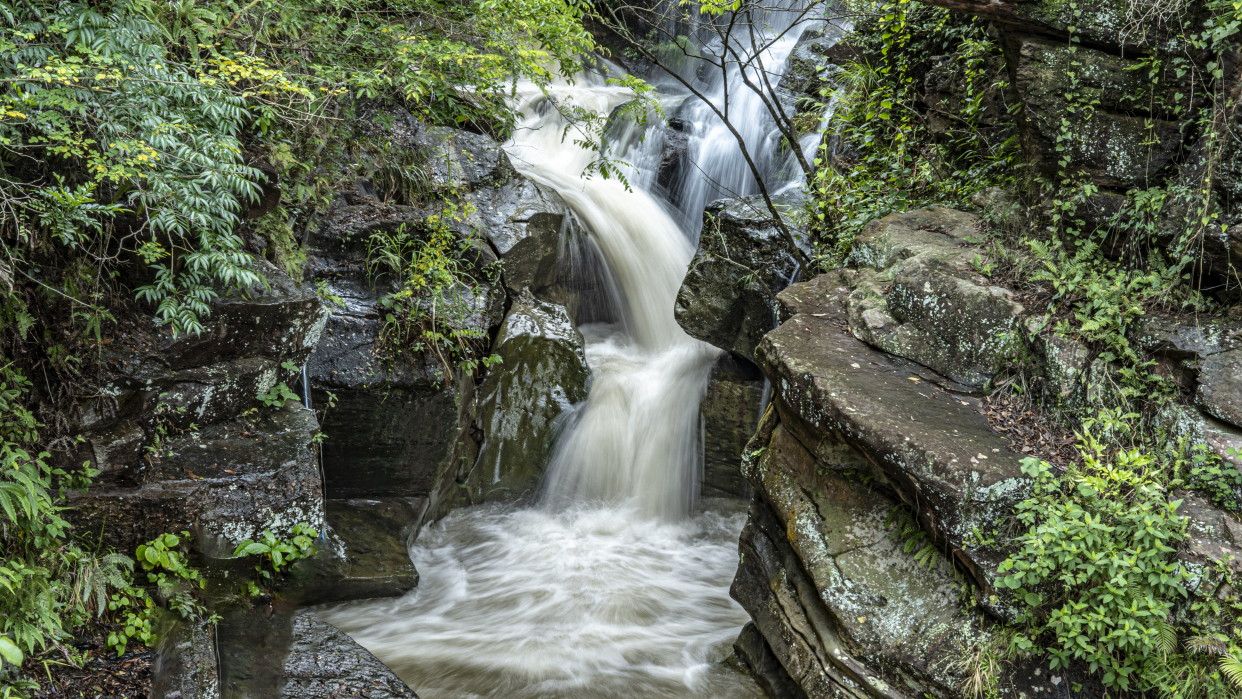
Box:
998, 419, 1191, 690
365, 215, 502, 383
808, 0, 1019, 263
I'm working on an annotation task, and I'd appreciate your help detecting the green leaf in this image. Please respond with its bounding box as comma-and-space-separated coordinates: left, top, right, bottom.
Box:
0, 636, 22, 665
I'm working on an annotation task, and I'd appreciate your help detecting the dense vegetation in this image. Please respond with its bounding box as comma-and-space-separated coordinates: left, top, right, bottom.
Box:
0, 0, 593, 693
812, 1, 1242, 696
4, 0, 1242, 695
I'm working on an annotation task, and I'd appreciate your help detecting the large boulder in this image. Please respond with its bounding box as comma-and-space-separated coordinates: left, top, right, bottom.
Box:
281, 609, 419, 699
846, 208, 1023, 390
467, 292, 590, 502
731, 274, 1126, 698
757, 273, 1029, 611
675, 191, 807, 362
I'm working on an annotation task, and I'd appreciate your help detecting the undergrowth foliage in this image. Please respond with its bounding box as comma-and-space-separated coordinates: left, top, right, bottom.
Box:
0, 0, 595, 336
808, 0, 1020, 264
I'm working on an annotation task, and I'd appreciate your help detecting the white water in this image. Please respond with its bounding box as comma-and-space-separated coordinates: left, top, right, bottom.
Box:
321, 70, 761, 697
321, 503, 757, 699
321, 9, 847, 693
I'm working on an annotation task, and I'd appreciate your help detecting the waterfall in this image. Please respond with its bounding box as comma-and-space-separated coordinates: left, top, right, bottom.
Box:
505, 72, 721, 520
322, 12, 837, 697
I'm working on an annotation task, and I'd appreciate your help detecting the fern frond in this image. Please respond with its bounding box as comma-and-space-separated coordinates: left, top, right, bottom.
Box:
1220, 655, 1242, 689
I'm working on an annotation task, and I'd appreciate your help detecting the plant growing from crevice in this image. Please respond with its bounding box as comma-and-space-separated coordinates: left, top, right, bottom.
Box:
232, 523, 317, 596
365, 213, 502, 385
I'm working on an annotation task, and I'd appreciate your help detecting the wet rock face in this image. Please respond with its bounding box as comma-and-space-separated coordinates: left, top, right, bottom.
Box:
308, 310, 463, 499
321, 498, 422, 602
303, 113, 570, 504
846, 208, 1023, 390
158, 259, 330, 372
675, 191, 806, 363
281, 609, 419, 699
700, 354, 764, 499
77, 260, 327, 482
1012, 35, 1186, 190
468, 292, 590, 502
69, 404, 325, 555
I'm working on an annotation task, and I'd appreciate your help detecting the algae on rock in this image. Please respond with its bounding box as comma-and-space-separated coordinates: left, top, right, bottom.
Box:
468, 291, 590, 502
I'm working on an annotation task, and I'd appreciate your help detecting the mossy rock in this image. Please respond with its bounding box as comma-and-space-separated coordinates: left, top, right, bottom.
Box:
468, 292, 590, 502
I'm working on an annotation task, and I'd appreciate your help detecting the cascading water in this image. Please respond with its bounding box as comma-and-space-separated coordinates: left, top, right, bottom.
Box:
320, 71, 759, 699
323, 14, 840, 697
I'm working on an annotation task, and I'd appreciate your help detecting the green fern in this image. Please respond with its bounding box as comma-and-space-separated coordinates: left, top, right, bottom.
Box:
1220, 654, 1242, 689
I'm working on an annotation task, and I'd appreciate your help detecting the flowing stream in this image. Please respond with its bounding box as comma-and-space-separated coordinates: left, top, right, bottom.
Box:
323, 18, 832, 695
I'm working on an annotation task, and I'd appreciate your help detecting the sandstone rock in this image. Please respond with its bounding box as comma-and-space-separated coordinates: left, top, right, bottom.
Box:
304, 196, 499, 503
153, 620, 219, 699
468, 292, 590, 502
922, 0, 1208, 52
732, 622, 807, 699
68, 404, 324, 555
1197, 349, 1242, 428
757, 275, 1029, 606
739, 426, 983, 697
470, 180, 565, 295
675, 191, 807, 362
1024, 317, 1092, 412
415, 124, 518, 190
159, 259, 329, 371
75, 262, 325, 480
847, 208, 1023, 389
308, 307, 466, 499
321, 498, 422, 602
281, 609, 418, 699
1130, 315, 1242, 431
1174, 490, 1242, 594
701, 354, 765, 498
1012, 35, 1184, 190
